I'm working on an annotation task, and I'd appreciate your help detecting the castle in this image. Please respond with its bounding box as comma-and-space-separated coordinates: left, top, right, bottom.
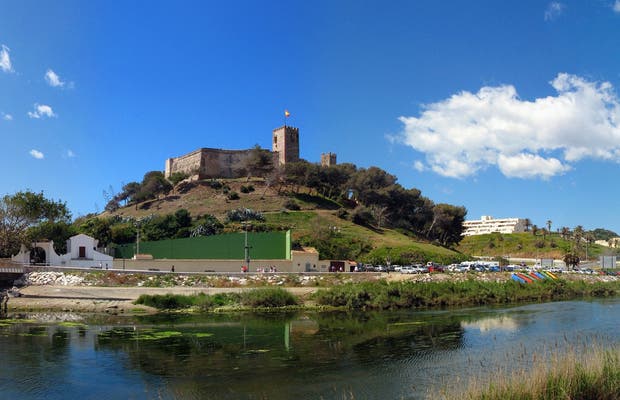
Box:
164, 125, 337, 179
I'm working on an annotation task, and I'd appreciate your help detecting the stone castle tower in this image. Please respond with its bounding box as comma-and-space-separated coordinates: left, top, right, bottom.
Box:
321, 152, 337, 167
272, 125, 300, 165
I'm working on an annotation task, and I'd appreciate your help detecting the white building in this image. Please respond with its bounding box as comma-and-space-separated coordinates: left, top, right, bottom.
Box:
462, 216, 527, 236
12, 233, 113, 268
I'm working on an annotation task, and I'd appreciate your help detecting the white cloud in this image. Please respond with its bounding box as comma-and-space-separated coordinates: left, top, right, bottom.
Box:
413, 160, 426, 172
45, 69, 65, 87
0, 44, 13, 73
545, 2, 564, 21
1, 113, 12, 121
28, 103, 57, 119
66, 149, 76, 158
29, 149, 44, 159
397, 73, 620, 180
614, 1, 620, 13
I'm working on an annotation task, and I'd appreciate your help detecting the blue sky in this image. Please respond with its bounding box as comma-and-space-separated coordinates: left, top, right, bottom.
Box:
1, 1, 620, 233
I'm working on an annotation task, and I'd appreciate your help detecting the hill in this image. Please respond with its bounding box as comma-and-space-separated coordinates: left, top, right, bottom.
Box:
105, 178, 466, 264
457, 232, 612, 260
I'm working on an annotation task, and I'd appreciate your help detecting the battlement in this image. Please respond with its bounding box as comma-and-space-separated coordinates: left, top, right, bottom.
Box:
272, 125, 300, 165
165, 124, 303, 179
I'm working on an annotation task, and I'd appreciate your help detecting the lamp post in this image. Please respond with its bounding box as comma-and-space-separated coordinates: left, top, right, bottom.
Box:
243, 222, 251, 272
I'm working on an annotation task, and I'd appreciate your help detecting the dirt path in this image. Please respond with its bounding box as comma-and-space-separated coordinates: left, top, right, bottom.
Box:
8, 285, 319, 314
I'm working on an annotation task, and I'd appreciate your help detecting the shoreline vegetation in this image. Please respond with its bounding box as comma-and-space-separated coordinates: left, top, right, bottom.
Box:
433, 346, 620, 400
133, 278, 619, 312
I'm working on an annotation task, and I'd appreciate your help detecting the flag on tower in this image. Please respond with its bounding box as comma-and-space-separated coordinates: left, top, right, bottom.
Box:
284, 110, 291, 118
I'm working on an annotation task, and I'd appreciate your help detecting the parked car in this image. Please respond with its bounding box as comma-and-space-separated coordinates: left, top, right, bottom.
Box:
400, 266, 415, 274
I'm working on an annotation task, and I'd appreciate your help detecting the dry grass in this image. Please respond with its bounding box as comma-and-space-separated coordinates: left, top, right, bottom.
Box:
432, 344, 620, 400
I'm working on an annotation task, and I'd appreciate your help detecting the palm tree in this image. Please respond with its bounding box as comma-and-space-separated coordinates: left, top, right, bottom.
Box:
561, 226, 570, 240
573, 225, 584, 255
541, 228, 549, 241
524, 218, 532, 232
546, 220, 552, 233
531, 225, 539, 236
584, 232, 595, 260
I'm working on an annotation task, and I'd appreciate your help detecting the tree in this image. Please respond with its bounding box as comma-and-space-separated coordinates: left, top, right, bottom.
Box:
524, 218, 532, 232
0, 190, 71, 257
546, 220, 552, 232
426, 204, 467, 247
531, 225, 539, 236
563, 253, 580, 270
560, 226, 571, 240
243, 145, 274, 178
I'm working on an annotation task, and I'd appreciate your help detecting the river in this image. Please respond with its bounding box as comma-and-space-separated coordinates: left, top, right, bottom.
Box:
0, 298, 618, 399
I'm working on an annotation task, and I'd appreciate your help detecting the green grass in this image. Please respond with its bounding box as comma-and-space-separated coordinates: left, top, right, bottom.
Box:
264, 210, 465, 263
457, 232, 606, 259
134, 287, 299, 311
311, 278, 620, 310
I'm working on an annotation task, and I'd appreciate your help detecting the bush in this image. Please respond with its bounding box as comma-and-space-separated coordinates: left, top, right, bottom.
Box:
335, 208, 348, 219
284, 199, 300, 210
134, 293, 196, 309
206, 180, 223, 189
227, 191, 240, 200
226, 208, 265, 222
240, 185, 255, 193
168, 172, 189, 186
351, 206, 375, 226
240, 288, 299, 308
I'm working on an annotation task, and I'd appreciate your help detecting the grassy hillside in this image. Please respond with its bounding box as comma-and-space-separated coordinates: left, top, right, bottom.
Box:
457, 232, 610, 260
106, 178, 465, 264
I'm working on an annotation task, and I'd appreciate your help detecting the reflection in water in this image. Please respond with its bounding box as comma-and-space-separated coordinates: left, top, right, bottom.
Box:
0, 298, 619, 400
461, 315, 519, 332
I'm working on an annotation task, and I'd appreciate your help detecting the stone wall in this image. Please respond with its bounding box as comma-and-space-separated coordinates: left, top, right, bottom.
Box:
165, 148, 255, 179
272, 126, 299, 165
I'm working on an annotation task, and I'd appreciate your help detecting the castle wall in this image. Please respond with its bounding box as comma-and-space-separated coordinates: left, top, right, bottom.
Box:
166, 125, 301, 178
165, 149, 203, 178
165, 148, 256, 179
200, 148, 253, 178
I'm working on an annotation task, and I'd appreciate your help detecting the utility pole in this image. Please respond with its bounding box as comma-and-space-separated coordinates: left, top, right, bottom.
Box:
243, 222, 251, 271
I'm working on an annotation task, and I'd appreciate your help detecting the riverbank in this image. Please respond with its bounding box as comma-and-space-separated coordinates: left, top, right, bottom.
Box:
436, 346, 620, 400
5, 270, 618, 314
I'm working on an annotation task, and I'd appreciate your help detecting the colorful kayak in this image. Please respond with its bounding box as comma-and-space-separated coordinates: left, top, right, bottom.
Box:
515, 272, 534, 283
542, 271, 558, 280
527, 272, 543, 281
511, 273, 528, 284
533, 272, 547, 280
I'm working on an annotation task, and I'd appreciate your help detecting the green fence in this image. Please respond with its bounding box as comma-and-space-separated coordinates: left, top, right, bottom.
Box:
115, 231, 291, 260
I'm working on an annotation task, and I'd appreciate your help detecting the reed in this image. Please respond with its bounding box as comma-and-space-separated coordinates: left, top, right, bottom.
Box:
440, 346, 620, 400
312, 279, 619, 310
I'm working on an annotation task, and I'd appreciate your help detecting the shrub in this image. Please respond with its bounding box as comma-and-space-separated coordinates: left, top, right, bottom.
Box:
351, 206, 375, 226
240, 185, 255, 193
335, 208, 348, 219
206, 180, 223, 189
227, 191, 240, 200
134, 293, 196, 309
240, 288, 299, 308
168, 172, 189, 186
284, 199, 300, 210
226, 208, 265, 222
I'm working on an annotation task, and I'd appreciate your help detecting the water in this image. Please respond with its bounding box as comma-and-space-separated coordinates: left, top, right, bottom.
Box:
0, 298, 618, 399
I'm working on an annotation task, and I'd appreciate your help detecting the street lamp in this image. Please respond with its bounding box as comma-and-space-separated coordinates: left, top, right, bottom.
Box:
242, 222, 252, 272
